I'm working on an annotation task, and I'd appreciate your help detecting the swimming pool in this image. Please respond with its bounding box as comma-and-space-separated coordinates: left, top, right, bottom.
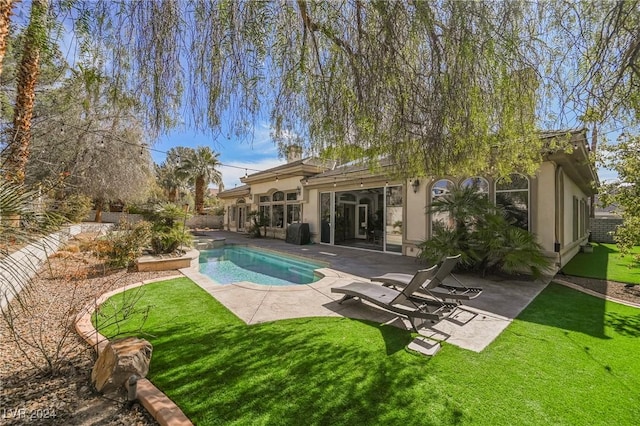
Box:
198, 246, 325, 285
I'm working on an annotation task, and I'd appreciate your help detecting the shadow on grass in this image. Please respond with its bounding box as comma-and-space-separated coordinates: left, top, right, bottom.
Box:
147, 320, 460, 425
604, 312, 640, 338
518, 284, 609, 339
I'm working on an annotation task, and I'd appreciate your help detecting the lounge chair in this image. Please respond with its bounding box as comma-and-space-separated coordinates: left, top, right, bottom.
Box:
370, 254, 483, 303
331, 265, 458, 331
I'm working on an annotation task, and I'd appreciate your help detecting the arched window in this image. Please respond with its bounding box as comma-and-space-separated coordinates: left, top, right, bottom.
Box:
496, 173, 529, 230
461, 177, 489, 198
431, 179, 456, 231
272, 191, 285, 202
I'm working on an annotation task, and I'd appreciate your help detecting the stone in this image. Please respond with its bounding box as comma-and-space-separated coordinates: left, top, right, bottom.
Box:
91, 337, 152, 394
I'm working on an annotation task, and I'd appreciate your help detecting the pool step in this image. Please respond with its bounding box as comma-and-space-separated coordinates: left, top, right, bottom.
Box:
193, 238, 226, 250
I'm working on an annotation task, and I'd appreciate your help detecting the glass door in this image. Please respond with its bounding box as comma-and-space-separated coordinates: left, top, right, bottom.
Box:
357, 204, 368, 239
385, 186, 403, 253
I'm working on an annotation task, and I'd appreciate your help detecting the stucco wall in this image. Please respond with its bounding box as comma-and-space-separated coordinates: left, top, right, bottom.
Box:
405, 179, 427, 251
534, 162, 557, 252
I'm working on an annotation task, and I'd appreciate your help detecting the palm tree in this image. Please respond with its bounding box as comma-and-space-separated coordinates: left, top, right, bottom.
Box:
4, 0, 48, 184
179, 146, 223, 214
0, 0, 15, 78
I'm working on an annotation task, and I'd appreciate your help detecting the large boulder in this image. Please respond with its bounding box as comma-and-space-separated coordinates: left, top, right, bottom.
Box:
91, 337, 152, 394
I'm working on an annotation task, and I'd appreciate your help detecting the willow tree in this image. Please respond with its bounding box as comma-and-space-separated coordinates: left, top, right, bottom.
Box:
77, 0, 546, 179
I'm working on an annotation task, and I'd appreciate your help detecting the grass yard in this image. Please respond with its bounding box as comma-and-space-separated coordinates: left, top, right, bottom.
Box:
97, 278, 640, 425
561, 243, 640, 284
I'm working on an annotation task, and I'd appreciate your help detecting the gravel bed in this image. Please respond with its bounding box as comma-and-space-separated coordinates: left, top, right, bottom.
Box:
1, 234, 178, 425
557, 274, 640, 305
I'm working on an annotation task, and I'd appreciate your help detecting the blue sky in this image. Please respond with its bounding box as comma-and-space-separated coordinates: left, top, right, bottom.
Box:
153, 123, 286, 190
153, 125, 619, 189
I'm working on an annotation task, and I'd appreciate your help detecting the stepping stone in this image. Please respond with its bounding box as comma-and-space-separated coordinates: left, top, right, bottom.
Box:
407, 336, 441, 357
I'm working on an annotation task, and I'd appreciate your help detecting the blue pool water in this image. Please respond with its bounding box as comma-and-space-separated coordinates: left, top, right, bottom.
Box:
198, 246, 324, 285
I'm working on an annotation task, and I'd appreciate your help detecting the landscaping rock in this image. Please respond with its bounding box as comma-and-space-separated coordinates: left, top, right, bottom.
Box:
92, 337, 153, 394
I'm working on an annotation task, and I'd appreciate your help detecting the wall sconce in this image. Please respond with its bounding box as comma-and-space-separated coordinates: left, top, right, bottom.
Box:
296, 186, 301, 196
411, 179, 420, 193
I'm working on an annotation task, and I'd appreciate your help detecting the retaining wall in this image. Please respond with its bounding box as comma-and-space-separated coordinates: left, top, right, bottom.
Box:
0, 223, 112, 309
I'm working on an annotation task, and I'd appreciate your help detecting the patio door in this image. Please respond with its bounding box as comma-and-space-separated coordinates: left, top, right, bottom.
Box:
237, 206, 246, 232
357, 204, 368, 239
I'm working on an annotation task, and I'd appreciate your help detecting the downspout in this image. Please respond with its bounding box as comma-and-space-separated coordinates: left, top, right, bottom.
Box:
554, 164, 562, 268
589, 126, 598, 219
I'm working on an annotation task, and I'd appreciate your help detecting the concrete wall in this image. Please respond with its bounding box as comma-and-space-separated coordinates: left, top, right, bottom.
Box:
0, 223, 112, 309
590, 217, 622, 243
84, 211, 223, 229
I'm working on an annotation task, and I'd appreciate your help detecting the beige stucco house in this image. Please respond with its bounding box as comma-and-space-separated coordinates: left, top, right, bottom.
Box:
218, 129, 598, 268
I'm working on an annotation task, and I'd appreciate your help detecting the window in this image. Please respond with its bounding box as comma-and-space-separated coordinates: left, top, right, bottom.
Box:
256, 190, 300, 229
287, 204, 301, 224
573, 197, 579, 241
496, 174, 529, 230
431, 179, 456, 231
461, 177, 489, 197
272, 204, 284, 228
259, 205, 270, 224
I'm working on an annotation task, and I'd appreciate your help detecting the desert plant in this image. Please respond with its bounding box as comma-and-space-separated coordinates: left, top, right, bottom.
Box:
144, 203, 193, 255
150, 226, 192, 255
102, 220, 152, 267
53, 193, 93, 223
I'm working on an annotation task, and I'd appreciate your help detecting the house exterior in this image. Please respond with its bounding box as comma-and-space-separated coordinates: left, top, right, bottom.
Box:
218, 129, 598, 268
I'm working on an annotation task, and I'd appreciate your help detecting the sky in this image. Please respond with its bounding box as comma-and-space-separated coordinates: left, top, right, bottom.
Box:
153, 123, 286, 190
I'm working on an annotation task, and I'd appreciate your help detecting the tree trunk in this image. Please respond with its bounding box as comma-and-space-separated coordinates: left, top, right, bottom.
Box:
94, 206, 103, 223
4, 0, 48, 184
168, 187, 177, 202
0, 0, 14, 79
195, 175, 205, 214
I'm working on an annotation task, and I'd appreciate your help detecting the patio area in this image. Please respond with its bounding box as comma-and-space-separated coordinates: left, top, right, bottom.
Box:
182, 231, 551, 353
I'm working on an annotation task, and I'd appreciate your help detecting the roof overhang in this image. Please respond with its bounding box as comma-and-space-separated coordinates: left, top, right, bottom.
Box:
543, 129, 599, 195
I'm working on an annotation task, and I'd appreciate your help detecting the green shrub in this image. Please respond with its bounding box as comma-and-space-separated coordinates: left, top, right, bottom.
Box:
418, 185, 551, 278
58, 194, 93, 223
143, 203, 193, 255
150, 226, 193, 255
102, 220, 152, 267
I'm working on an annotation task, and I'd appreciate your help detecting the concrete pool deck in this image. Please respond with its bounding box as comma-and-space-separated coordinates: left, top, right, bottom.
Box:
183, 231, 551, 353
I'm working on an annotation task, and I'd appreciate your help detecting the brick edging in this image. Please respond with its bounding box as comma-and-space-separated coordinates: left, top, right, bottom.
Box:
74, 274, 193, 426
553, 279, 640, 309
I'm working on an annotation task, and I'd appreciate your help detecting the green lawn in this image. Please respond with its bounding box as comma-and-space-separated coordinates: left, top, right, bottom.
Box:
97, 278, 640, 425
561, 243, 640, 284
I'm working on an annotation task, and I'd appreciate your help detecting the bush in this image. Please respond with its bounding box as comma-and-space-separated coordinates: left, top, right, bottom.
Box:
418, 185, 551, 278
145, 203, 193, 255
150, 226, 193, 255
56, 194, 93, 223
102, 220, 152, 267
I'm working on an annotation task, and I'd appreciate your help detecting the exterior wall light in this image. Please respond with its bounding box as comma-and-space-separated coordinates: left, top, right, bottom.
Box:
412, 179, 421, 193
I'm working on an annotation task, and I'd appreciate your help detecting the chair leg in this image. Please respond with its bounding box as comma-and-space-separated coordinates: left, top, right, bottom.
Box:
337, 294, 356, 304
